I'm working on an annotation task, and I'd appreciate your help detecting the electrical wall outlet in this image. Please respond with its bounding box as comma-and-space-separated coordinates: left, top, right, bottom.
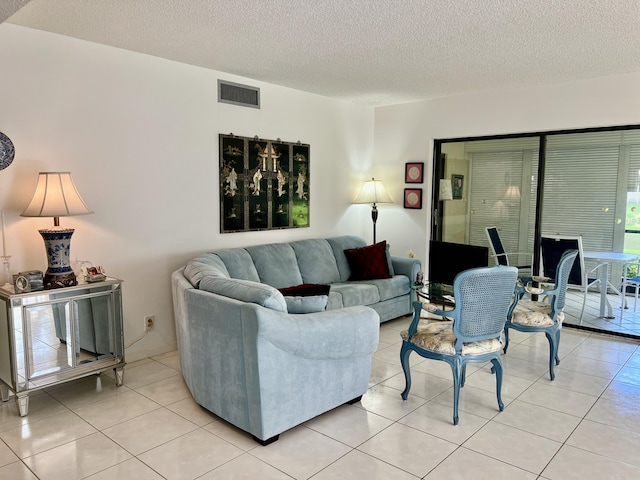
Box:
144, 315, 155, 332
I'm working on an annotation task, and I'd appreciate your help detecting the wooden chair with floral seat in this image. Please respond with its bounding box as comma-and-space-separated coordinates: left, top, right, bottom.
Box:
399, 265, 519, 425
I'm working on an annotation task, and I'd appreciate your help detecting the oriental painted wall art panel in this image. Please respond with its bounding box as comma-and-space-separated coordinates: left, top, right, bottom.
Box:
220, 134, 310, 233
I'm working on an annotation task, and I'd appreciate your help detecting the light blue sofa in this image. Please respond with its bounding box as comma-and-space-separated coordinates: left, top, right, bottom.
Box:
171, 235, 421, 443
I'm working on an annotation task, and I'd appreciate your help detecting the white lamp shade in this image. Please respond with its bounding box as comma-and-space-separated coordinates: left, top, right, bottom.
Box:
353, 178, 393, 204
21, 172, 93, 218
439, 179, 453, 201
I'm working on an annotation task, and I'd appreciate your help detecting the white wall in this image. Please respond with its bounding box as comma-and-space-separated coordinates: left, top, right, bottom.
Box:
0, 24, 375, 361
374, 72, 640, 265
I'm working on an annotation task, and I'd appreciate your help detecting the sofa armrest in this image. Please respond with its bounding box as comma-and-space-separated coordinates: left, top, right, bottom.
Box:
390, 256, 422, 283
199, 276, 287, 312
247, 305, 380, 360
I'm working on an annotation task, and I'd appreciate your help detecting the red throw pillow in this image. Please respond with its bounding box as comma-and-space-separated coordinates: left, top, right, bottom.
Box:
344, 241, 392, 281
278, 283, 331, 296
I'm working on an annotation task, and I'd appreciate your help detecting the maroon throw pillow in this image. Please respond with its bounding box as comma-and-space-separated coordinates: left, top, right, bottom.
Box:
344, 241, 392, 281
278, 283, 331, 296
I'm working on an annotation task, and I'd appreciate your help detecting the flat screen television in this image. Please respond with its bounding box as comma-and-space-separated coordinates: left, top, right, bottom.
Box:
428, 240, 489, 286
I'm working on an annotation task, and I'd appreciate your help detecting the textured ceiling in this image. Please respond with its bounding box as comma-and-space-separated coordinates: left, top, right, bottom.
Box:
0, 0, 30, 23
6, 0, 640, 106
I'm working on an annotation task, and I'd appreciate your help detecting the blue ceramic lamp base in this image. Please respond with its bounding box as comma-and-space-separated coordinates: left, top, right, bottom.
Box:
40, 228, 77, 289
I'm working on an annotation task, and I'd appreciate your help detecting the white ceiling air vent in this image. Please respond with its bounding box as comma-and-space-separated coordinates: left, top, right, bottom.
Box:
218, 80, 260, 108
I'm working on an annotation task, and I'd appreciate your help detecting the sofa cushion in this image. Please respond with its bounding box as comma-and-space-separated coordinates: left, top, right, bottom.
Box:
344, 241, 391, 281
289, 239, 341, 284
199, 277, 287, 312
246, 243, 304, 288
279, 283, 331, 314
215, 249, 261, 282
327, 236, 368, 282
184, 254, 230, 287
329, 283, 381, 307
367, 275, 410, 301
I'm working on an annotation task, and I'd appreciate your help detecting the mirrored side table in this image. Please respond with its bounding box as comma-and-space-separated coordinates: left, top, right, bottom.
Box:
0, 278, 125, 416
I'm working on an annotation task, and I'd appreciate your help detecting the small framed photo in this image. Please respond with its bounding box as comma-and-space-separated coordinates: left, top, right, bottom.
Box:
452, 174, 464, 199
405, 162, 424, 183
404, 188, 423, 209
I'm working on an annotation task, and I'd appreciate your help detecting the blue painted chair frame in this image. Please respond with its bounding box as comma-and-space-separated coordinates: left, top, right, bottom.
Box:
504, 249, 579, 381
400, 265, 518, 425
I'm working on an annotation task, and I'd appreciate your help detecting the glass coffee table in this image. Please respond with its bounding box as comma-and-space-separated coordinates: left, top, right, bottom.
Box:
412, 282, 455, 319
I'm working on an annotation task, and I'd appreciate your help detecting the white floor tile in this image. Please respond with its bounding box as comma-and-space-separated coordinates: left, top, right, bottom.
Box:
85, 457, 165, 479
198, 453, 294, 480
312, 449, 417, 480
399, 401, 489, 444
424, 446, 537, 479
0, 410, 96, 458
358, 384, 426, 421
516, 382, 598, 417
45, 374, 130, 410
567, 419, 640, 467
585, 397, 640, 434
122, 361, 180, 389
429, 384, 514, 421
251, 426, 351, 479
494, 399, 582, 442
73, 389, 161, 430
601, 379, 640, 406
304, 403, 394, 447
542, 444, 640, 480
382, 370, 453, 400
463, 421, 562, 474
22, 432, 131, 479
357, 422, 457, 477
0, 461, 38, 479
102, 408, 198, 455
0, 391, 69, 433
138, 428, 243, 480
165, 396, 217, 427
133, 374, 191, 406
0, 438, 20, 467
203, 419, 259, 451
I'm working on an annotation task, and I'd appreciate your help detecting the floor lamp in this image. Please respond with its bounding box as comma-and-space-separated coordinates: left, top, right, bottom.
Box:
353, 178, 392, 244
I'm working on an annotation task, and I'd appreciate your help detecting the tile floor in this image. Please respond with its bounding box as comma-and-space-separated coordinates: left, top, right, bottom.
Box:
2, 311, 640, 479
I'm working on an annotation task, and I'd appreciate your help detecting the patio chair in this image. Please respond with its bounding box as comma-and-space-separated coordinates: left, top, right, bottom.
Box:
504, 249, 579, 380
539, 234, 608, 323
485, 226, 532, 276
621, 261, 640, 315
400, 265, 518, 425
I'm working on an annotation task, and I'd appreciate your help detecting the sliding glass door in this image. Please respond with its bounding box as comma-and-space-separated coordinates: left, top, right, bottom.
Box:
435, 126, 640, 336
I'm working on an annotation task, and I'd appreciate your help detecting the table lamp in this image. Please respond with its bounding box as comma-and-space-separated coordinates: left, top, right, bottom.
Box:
21, 172, 93, 289
353, 177, 393, 244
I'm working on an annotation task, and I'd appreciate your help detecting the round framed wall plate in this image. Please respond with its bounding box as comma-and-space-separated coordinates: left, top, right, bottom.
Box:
0, 132, 15, 170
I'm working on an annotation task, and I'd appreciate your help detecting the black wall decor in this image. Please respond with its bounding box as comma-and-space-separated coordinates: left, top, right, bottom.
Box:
219, 133, 310, 233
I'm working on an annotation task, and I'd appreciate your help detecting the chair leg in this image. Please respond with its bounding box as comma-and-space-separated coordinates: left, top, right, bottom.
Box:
545, 331, 558, 381
580, 287, 588, 325
503, 326, 510, 354
460, 364, 467, 387
451, 359, 462, 425
490, 357, 505, 412
554, 329, 561, 366
399, 343, 413, 400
